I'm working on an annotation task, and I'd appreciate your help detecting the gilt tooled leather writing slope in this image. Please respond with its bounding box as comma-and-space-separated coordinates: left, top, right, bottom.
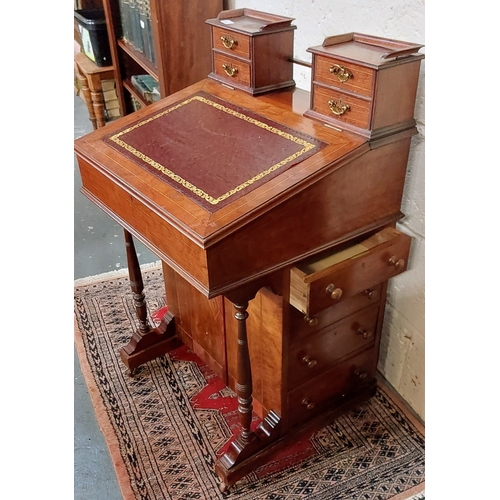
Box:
103, 92, 326, 212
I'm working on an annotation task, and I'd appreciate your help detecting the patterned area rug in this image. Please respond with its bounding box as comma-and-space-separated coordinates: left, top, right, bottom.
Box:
74, 263, 425, 500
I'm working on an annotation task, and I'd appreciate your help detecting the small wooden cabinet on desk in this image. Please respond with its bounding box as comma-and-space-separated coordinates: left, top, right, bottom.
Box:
74, 30, 423, 490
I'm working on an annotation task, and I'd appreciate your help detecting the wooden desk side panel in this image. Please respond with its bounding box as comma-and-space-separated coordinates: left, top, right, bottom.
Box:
371, 60, 422, 131
225, 288, 285, 420
78, 157, 210, 289
162, 262, 227, 382
207, 137, 413, 293
253, 31, 295, 89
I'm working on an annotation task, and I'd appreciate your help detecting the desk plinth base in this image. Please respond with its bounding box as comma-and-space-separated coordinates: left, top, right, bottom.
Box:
120, 309, 181, 374
215, 410, 281, 491
215, 381, 377, 492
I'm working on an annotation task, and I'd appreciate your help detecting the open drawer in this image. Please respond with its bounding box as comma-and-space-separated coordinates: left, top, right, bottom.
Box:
289, 227, 411, 316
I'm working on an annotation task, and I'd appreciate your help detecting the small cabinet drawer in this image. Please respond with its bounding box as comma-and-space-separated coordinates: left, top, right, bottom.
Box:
289, 284, 382, 342
212, 26, 251, 59
312, 84, 372, 130
287, 347, 376, 427
213, 52, 251, 87
290, 227, 411, 316
314, 55, 374, 98
288, 303, 379, 388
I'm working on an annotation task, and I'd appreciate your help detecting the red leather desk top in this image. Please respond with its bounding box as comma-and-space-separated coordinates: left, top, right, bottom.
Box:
103, 92, 325, 212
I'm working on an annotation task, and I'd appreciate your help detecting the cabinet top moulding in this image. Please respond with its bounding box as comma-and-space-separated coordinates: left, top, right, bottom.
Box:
309, 32, 424, 68
206, 8, 295, 34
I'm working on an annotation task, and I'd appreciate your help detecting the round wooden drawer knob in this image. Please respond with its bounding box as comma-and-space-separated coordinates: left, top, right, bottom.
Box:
301, 398, 315, 410
325, 284, 343, 300
388, 256, 405, 271
357, 328, 373, 339
302, 355, 318, 368
303, 315, 318, 327
354, 370, 368, 380
363, 289, 376, 300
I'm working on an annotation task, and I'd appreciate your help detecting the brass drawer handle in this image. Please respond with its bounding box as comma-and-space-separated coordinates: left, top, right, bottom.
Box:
222, 63, 238, 77
303, 315, 318, 327
325, 284, 343, 300
357, 328, 373, 339
328, 98, 350, 116
221, 35, 237, 49
388, 256, 405, 271
329, 64, 352, 83
301, 397, 315, 410
302, 355, 318, 369
363, 289, 376, 300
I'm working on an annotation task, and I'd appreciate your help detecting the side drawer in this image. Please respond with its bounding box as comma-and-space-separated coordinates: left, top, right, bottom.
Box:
290, 227, 411, 316
212, 26, 251, 59
289, 283, 383, 342
314, 55, 374, 98
288, 303, 379, 388
213, 52, 251, 87
287, 347, 376, 428
311, 84, 372, 130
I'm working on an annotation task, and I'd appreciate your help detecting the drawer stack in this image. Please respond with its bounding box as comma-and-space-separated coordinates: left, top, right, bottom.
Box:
287, 227, 411, 427
206, 8, 296, 95
305, 33, 424, 139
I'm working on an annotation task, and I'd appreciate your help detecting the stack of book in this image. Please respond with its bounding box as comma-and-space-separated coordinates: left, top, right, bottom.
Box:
118, 0, 155, 65
131, 74, 160, 103
102, 79, 121, 120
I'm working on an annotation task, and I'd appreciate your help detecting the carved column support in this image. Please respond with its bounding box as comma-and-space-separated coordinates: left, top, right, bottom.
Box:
216, 285, 282, 491
234, 302, 253, 443
125, 230, 151, 334
120, 229, 180, 373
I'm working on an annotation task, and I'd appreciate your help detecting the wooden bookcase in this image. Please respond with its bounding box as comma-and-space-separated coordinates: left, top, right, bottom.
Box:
102, 0, 223, 115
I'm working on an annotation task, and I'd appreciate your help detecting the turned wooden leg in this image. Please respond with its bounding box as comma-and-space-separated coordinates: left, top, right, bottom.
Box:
234, 302, 253, 443
88, 73, 107, 128
120, 229, 180, 373
74, 62, 97, 130
216, 299, 281, 491
125, 230, 151, 334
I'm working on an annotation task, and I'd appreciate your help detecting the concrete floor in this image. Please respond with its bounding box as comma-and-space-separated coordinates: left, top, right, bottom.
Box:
74, 95, 158, 499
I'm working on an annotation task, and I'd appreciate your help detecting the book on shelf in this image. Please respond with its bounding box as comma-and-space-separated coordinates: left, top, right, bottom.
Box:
118, 0, 155, 64
106, 107, 122, 119
139, 0, 154, 63
129, 0, 144, 53
101, 79, 116, 92
131, 74, 160, 103
118, 0, 132, 44
106, 99, 120, 111
103, 88, 118, 102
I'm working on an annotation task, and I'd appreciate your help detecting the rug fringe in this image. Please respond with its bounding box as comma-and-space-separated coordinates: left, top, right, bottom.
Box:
391, 485, 425, 500
408, 492, 425, 500
74, 260, 163, 286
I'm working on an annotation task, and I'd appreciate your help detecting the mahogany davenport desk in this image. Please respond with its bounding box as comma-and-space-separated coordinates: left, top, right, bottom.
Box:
74, 77, 416, 490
